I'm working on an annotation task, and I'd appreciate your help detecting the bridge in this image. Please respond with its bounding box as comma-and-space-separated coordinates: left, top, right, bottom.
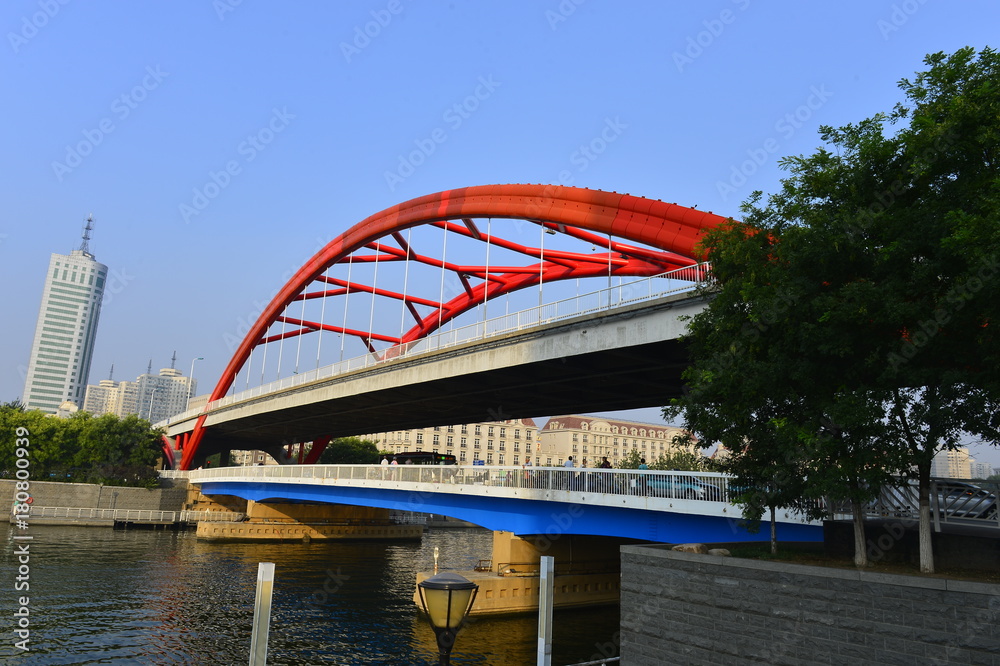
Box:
163, 184, 733, 469
184, 464, 823, 544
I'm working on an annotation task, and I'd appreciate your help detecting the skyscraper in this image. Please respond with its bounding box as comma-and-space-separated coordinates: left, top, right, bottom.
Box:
22, 216, 108, 413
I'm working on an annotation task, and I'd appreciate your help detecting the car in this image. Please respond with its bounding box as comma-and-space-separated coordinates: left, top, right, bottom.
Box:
935, 480, 997, 519
646, 474, 706, 500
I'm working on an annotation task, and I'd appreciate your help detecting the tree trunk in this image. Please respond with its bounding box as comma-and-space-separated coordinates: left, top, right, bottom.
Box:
770, 505, 777, 555
851, 499, 868, 568
917, 461, 935, 574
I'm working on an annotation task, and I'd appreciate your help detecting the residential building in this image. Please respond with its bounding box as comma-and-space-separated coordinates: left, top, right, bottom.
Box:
931, 447, 972, 479
363, 418, 538, 465
23, 218, 108, 413
83, 362, 196, 423
536, 414, 694, 468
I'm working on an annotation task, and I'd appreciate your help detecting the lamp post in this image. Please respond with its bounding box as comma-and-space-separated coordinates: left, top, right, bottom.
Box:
189, 356, 204, 399
147, 387, 160, 421
417, 572, 479, 666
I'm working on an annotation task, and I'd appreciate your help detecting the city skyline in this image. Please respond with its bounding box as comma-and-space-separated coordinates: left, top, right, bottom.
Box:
3, 2, 998, 466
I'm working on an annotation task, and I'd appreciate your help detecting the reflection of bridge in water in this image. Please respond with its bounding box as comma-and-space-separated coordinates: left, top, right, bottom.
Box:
185, 464, 823, 544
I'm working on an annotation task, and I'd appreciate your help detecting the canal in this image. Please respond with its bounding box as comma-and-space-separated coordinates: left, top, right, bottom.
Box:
2, 525, 620, 664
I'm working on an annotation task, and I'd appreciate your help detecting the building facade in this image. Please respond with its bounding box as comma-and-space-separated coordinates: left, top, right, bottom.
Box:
536, 414, 693, 468
364, 418, 538, 465
83, 366, 195, 424
931, 447, 973, 479
23, 240, 108, 413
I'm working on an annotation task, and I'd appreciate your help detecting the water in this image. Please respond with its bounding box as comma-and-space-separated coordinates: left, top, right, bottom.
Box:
1, 526, 620, 665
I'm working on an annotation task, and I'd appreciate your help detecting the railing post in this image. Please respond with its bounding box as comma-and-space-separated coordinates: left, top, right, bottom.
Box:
537, 555, 554, 666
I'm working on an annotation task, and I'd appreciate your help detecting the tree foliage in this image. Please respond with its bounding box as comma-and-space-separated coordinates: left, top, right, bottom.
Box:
317, 437, 381, 464
0, 404, 164, 487
666, 48, 1000, 570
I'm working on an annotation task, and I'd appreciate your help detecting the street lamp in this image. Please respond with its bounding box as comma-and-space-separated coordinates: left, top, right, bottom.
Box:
147, 387, 160, 421
417, 572, 479, 666
189, 356, 204, 399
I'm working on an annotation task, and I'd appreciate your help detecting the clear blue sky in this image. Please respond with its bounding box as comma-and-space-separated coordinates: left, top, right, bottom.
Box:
2, 1, 997, 467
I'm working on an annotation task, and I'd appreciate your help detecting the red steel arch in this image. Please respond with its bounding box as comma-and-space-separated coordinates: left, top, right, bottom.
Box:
177, 184, 729, 469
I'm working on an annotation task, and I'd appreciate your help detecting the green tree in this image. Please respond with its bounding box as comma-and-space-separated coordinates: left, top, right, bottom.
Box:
317, 437, 381, 464
668, 48, 1000, 571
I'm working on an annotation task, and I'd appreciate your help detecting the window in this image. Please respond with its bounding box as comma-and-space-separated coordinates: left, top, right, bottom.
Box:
498, 454, 505, 465
514, 429, 521, 439
572, 445, 578, 453
475, 425, 482, 435
514, 443, 520, 452
460, 451, 467, 462
474, 439, 481, 449
581, 423, 588, 430
433, 434, 440, 445
416, 433, 424, 444
500, 427, 506, 437
488, 426, 495, 436
513, 455, 519, 465
572, 433, 578, 442
461, 426, 468, 434
525, 444, 531, 453
461, 437, 467, 448
447, 436, 453, 445
487, 440, 494, 450
487, 453, 494, 464
547, 458, 553, 466
499, 441, 506, 451
582, 434, 588, 443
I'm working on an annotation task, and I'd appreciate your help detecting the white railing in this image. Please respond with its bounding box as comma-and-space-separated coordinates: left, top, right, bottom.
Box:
20, 506, 245, 523
188, 463, 738, 504
164, 263, 711, 426
832, 478, 1000, 532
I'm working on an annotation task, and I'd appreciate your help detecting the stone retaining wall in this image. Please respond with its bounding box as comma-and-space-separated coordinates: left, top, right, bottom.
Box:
621, 544, 1000, 665
0, 479, 188, 518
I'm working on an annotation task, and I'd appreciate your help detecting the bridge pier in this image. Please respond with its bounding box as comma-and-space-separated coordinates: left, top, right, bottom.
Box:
193, 498, 423, 541
416, 531, 624, 615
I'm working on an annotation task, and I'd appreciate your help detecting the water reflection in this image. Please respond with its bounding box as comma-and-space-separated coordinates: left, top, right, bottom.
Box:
2, 525, 619, 665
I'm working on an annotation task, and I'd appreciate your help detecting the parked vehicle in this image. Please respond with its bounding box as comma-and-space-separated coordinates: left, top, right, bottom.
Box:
646, 474, 706, 500
935, 481, 997, 519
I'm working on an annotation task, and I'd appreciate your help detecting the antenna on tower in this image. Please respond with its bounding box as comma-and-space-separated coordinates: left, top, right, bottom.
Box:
108, 363, 114, 381
80, 214, 95, 256
170, 351, 177, 370
147, 359, 153, 375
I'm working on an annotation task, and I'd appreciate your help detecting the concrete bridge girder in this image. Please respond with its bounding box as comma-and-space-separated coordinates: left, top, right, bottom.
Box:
167, 292, 707, 460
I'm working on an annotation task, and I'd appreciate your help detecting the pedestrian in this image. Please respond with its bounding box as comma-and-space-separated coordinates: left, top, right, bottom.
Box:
380, 455, 389, 466
599, 457, 612, 469
391, 457, 399, 465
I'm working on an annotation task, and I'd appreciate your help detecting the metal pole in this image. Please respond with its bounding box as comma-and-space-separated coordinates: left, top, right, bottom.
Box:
537, 555, 554, 666
249, 562, 275, 666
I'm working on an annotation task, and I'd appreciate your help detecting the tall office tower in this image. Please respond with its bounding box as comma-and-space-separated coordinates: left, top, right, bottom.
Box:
22, 216, 108, 413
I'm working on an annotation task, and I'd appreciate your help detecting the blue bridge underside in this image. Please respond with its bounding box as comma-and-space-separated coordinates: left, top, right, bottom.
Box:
200, 481, 822, 544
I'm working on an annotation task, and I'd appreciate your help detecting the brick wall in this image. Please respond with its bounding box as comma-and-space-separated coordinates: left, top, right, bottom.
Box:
621, 544, 1000, 665
0, 479, 188, 514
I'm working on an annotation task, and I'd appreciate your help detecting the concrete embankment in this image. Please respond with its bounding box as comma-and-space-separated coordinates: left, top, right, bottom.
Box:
1, 478, 194, 526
